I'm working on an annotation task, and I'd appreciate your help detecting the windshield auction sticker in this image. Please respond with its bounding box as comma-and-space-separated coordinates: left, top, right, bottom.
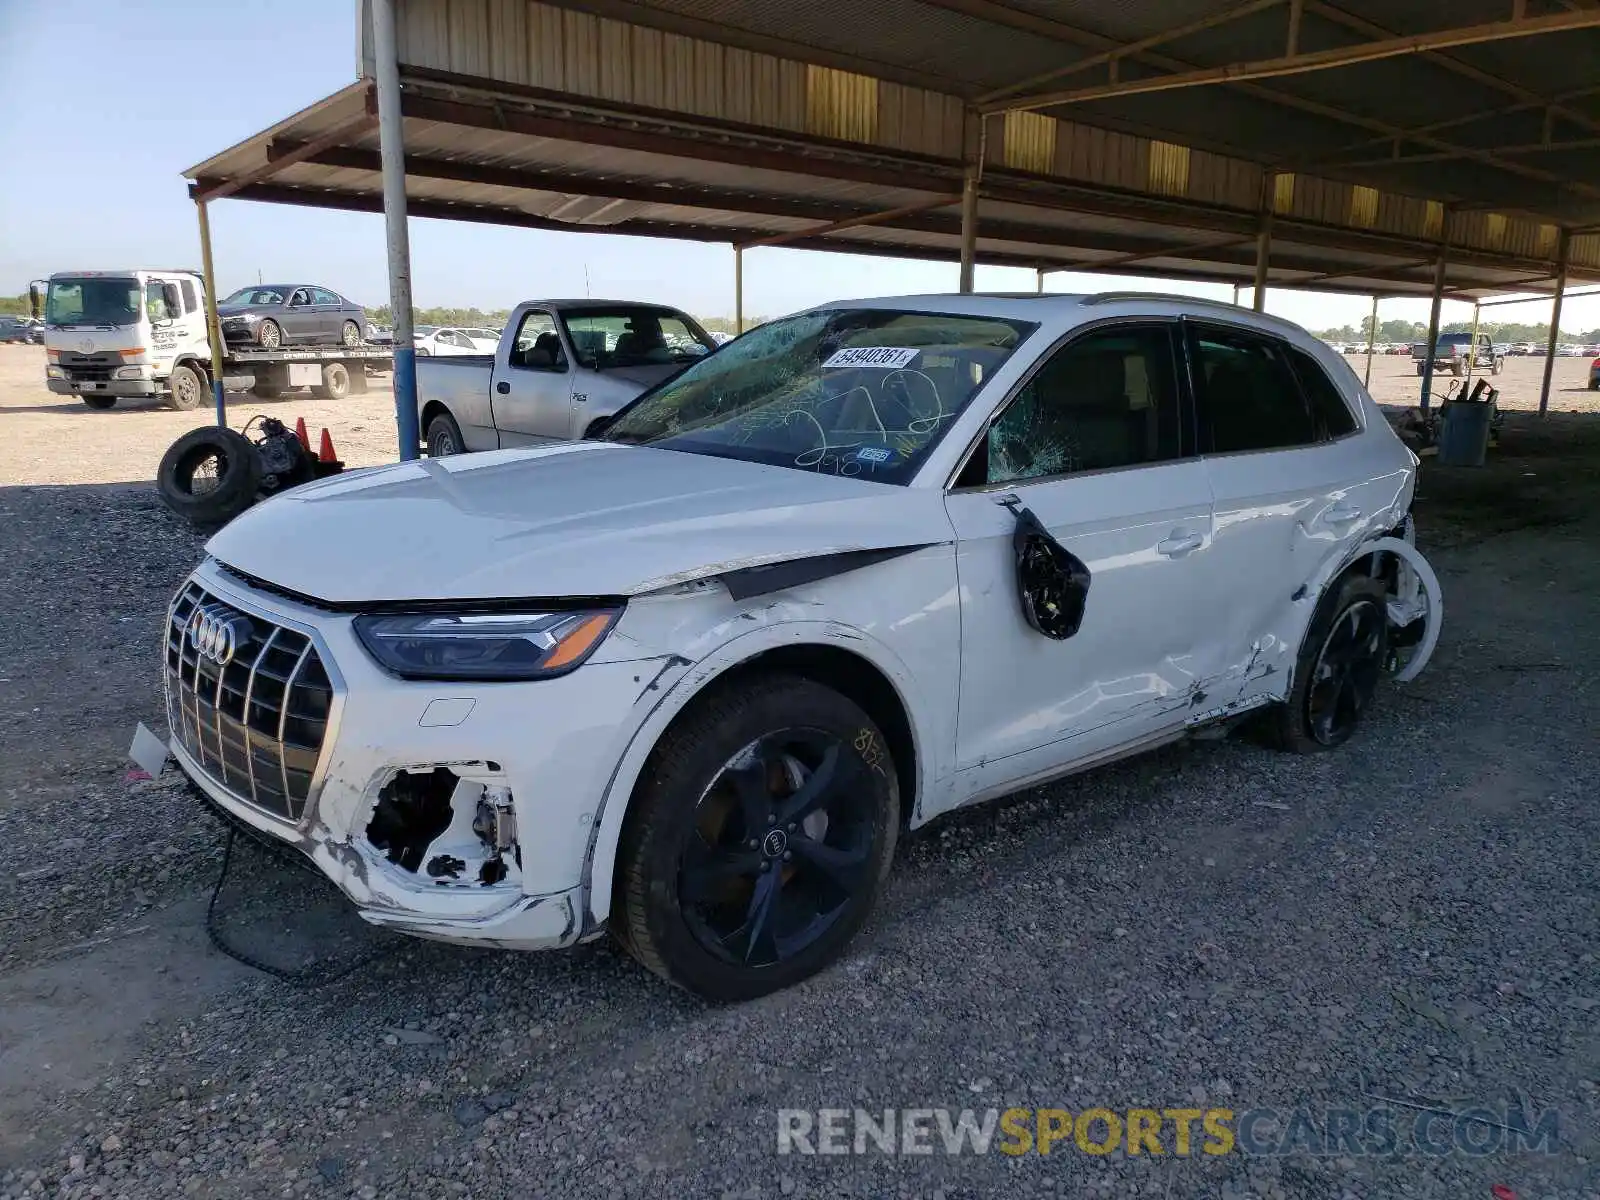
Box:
822, 346, 920, 369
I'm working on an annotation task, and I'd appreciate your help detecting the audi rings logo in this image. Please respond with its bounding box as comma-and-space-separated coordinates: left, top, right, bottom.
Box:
189, 605, 254, 667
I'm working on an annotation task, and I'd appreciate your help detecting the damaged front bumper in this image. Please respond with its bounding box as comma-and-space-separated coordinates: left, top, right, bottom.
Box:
164, 562, 660, 951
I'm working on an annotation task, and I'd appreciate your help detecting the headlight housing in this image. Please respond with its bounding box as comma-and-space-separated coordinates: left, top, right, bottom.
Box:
46, 365, 65, 379
353, 609, 621, 680
113, 365, 150, 380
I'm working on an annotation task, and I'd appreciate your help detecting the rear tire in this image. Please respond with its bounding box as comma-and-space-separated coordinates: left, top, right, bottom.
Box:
250, 380, 281, 399
157, 426, 261, 527
311, 362, 350, 400
1263, 574, 1389, 754
614, 674, 900, 1001
425, 410, 465, 457
167, 363, 206, 411
81, 395, 117, 410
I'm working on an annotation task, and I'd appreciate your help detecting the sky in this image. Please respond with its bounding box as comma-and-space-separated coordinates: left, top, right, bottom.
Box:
3, 0, 1597, 335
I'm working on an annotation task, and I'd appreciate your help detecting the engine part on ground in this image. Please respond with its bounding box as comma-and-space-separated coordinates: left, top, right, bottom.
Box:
1003, 497, 1092, 640
157, 415, 340, 528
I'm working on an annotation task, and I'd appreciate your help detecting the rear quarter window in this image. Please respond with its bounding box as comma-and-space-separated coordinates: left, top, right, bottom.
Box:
1287, 347, 1359, 439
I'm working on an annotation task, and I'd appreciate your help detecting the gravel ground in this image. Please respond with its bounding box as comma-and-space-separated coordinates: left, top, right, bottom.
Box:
0, 346, 1597, 1199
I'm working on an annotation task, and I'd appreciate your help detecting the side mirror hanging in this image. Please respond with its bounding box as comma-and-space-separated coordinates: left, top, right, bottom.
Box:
1003, 497, 1092, 640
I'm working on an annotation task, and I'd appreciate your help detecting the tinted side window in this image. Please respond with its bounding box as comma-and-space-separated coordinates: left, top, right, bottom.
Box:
1287, 348, 1357, 439
982, 325, 1183, 485
1190, 326, 1317, 453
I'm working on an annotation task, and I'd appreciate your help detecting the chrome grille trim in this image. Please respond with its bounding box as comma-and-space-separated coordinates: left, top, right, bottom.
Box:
163, 578, 339, 824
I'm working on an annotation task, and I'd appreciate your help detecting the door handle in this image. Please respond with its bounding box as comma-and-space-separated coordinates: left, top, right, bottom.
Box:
1156, 532, 1204, 558
496, 381, 509, 394
1325, 504, 1362, 526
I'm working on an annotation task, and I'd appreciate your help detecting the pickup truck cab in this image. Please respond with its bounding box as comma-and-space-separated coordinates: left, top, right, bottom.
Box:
1411, 331, 1503, 377
417, 300, 717, 455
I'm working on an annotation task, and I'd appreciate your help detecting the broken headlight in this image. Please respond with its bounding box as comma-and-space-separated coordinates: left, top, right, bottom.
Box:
354, 609, 620, 681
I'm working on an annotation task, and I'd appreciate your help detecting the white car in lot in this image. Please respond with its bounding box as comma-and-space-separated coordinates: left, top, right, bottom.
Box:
414, 326, 499, 356
164, 292, 1440, 1000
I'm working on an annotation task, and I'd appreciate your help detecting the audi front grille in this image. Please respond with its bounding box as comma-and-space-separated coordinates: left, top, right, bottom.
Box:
165, 581, 335, 822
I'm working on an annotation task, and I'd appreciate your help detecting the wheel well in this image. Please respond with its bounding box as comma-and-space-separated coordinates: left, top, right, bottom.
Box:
656, 643, 919, 825
420, 400, 453, 432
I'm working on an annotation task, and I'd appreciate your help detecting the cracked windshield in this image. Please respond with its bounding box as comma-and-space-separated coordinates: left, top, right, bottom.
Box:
603, 308, 1037, 483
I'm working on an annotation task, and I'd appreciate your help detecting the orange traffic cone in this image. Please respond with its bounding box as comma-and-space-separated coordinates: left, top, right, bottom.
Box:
294, 417, 311, 451
318, 428, 338, 463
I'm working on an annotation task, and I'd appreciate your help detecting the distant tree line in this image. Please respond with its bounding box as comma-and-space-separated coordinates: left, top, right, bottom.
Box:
1314, 315, 1600, 344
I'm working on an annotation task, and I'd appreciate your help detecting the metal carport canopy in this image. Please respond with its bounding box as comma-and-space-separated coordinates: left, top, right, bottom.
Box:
182, 0, 1600, 452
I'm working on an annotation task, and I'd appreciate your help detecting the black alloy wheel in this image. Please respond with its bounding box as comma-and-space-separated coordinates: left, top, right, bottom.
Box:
615, 675, 899, 1001
1304, 597, 1386, 747
679, 729, 876, 968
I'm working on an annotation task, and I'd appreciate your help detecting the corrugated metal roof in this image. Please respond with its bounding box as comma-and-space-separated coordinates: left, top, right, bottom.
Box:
183, 0, 1600, 300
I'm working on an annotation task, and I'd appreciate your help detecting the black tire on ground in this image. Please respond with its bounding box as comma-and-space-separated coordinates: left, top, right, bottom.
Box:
614, 673, 900, 1002
1492, 358, 1503, 375
416, 347, 432, 357
167, 363, 207, 411
257, 319, 282, 350
425, 410, 465, 456
341, 320, 361, 349
156, 426, 261, 527
311, 362, 350, 400
1261, 573, 1389, 754
251, 382, 281, 399
81, 395, 117, 410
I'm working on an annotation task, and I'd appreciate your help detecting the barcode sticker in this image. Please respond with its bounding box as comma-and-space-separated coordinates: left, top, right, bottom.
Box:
822, 346, 919, 370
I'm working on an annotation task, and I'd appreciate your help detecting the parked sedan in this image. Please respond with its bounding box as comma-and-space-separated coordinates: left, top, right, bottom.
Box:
218, 285, 367, 350
166, 292, 1441, 1000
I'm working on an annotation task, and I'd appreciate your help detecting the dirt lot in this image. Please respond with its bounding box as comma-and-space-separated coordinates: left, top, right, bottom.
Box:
0, 342, 1597, 1199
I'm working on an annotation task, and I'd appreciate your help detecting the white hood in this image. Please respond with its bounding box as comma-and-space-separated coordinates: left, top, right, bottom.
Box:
205, 442, 952, 603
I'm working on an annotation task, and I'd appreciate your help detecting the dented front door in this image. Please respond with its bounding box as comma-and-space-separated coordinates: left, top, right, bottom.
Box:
942, 321, 1218, 802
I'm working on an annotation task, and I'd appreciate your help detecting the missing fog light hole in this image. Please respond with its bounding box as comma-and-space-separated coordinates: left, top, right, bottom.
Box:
366, 767, 521, 890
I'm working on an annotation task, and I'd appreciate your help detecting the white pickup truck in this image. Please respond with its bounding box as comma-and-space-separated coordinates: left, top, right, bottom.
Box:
416, 299, 718, 455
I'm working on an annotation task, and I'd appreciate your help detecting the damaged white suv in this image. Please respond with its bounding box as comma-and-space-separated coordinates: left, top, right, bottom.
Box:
165, 293, 1440, 1000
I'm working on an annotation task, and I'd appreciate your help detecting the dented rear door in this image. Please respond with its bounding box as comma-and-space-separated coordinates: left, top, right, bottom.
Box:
1184, 321, 1405, 707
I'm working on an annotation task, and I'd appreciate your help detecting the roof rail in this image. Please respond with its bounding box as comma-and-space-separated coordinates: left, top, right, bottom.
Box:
1080, 291, 1306, 334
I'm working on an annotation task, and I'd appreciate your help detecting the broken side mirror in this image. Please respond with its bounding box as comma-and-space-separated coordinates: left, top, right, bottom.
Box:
1004, 498, 1092, 640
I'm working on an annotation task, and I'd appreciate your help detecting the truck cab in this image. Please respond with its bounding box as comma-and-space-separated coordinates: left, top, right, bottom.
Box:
40, 269, 213, 409
417, 300, 718, 455
1411, 331, 1503, 377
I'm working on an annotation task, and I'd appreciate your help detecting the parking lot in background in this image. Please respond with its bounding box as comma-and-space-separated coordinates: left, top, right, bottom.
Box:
2, 343, 1596, 487
1, 339, 1598, 1199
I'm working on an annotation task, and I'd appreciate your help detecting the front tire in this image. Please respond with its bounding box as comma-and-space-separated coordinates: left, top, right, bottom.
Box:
81, 395, 117, 410
425, 410, 464, 456
1265, 574, 1389, 754
257, 319, 282, 350
614, 674, 900, 1002
167, 363, 206, 411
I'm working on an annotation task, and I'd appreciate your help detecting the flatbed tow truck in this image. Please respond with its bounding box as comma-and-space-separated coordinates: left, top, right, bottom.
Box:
33, 269, 391, 411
